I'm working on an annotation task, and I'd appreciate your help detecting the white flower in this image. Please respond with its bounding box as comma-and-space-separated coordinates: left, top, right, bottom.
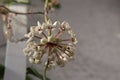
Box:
56, 59, 65, 67
66, 45, 75, 52
60, 54, 68, 62
71, 37, 78, 44
24, 32, 34, 38
24, 20, 77, 69
33, 51, 40, 59
29, 57, 35, 64
61, 21, 71, 29
64, 50, 73, 57
35, 59, 41, 64
68, 30, 76, 37
47, 61, 55, 70
35, 21, 43, 31
23, 48, 32, 56
30, 27, 35, 32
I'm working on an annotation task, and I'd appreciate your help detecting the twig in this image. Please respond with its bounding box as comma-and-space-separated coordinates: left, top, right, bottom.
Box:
0, 5, 44, 15
10, 11, 44, 15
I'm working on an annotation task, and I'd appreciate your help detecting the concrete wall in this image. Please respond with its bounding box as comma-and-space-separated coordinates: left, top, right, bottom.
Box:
0, 16, 6, 64
48, 0, 120, 80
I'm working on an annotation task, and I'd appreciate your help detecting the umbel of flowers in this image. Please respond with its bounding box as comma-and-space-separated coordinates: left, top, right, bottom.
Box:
23, 20, 77, 70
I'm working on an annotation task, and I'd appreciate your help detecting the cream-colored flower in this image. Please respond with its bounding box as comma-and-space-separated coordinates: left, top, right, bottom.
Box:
35, 59, 41, 64
24, 20, 77, 68
61, 21, 71, 30
29, 57, 35, 64
33, 51, 40, 59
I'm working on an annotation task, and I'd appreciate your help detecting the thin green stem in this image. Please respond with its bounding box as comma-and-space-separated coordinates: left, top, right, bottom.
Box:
43, 45, 51, 80
43, 62, 48, 80
44, 0, 49, 23
44, 0, 49, 10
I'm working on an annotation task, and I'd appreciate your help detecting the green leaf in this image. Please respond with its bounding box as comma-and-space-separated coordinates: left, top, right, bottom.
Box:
26, 75, 32, 80
16, 0, 30, 4
53, 4, 61, 9
0, 64, 5, 79
27, 67, 50, 80
0, 0, 30, 5
0, 0, 16, 4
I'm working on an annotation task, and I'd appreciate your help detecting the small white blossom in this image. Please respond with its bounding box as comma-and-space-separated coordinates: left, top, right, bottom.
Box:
61, 21, 71, 30
71, 37, 78, 44
47, 61, 55, 70
33, 52, 40, 59
29, 57, 35, 64
30, 27, 35, 32
68, 30, 76, 37
60, 54, 68, 62
35, 59, 41, 64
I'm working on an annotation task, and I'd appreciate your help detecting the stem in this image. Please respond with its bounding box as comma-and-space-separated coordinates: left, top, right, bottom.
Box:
34, 35, 42, 39
57, 47, 71, 57
54, 30, 63, 38
42, 32, 47, 38
11, 11, 44, 15
61, 39, 71, 42
44, 0, 49, 23
43, 62, 48, 80
0, 5, 44, 15
43, 46, 51, 80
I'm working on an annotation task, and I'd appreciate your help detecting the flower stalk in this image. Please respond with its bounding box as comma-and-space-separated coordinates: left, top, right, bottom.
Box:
43, 0, 49, 80
44, 0, 49, 23
43, 60, 49, 80
0, 5, 44, 15
23, 0, 78, 80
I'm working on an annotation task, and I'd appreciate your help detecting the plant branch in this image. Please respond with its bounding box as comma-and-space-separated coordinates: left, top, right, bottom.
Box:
0, 5, 44, 15
44, 0, 49, 23
43, 58, 49, 80
10, 11, 44, 15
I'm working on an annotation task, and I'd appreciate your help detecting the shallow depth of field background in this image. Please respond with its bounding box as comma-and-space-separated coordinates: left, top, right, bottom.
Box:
1, 0, 120, 80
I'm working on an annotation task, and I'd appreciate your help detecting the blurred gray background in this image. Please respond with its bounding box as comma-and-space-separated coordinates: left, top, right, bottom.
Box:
1, 0, 120, 80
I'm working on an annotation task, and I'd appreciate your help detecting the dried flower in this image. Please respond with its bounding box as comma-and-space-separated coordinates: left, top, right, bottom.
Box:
23, 20, 77, 70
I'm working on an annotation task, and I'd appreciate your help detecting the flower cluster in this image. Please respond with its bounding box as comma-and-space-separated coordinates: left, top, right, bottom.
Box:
23, 20, 77, 70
